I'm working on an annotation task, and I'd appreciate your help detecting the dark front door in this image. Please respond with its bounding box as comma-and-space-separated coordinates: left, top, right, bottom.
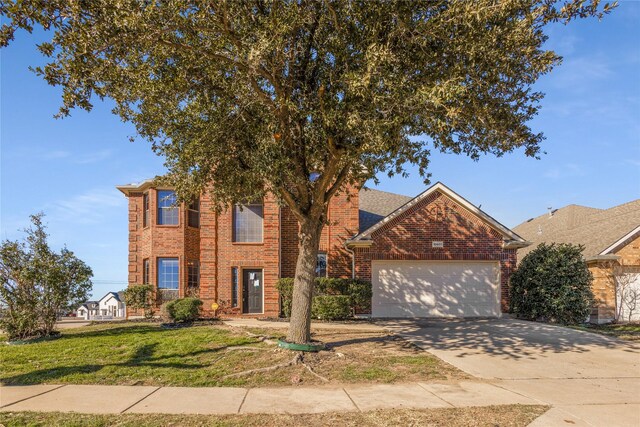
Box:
243, 269, 263, 314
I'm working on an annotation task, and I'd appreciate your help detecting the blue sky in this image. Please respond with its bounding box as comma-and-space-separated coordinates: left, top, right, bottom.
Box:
2, 4, 639, 299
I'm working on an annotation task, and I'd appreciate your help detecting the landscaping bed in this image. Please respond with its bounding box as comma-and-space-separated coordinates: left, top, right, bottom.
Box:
0, 405, 548, 427
0, 322, 465, 387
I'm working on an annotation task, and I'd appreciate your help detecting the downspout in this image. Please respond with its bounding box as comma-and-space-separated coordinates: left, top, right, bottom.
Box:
344, 241, 356, 280
278, 205, 282, 315
214, 210, 219, 304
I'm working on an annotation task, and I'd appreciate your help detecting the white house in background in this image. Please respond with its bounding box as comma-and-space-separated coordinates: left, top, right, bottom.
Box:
76, 292, 126, 320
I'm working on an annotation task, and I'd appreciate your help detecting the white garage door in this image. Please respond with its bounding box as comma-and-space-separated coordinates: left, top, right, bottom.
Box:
372, 261, 501, 318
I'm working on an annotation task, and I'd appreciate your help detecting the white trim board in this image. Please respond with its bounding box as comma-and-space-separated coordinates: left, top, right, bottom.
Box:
599, 224, 640, 255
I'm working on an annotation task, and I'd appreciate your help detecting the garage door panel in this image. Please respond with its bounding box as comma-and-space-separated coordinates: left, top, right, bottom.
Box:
372, 261, 500, 318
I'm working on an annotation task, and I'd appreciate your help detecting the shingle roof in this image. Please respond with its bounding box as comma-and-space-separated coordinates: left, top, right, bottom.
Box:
358, 188, 413, 233
513, 199, 640, 260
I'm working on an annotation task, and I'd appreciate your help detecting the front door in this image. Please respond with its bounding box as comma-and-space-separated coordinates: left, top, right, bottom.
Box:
243, 269, 263, 314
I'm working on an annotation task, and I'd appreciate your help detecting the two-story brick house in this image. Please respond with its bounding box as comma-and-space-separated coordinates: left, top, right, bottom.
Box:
117, 180, 528, 318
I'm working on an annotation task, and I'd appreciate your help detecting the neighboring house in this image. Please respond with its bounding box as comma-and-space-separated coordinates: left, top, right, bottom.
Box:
117, 180, 528, 318
76, 292, 126, 320
514, 200, 640, 323
76, 301, 99, 320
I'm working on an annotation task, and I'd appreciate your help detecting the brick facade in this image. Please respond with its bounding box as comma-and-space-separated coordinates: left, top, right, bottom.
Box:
123, 185, 360, 318
120, 182, 520, 318
280, 185, 359, 279
352, 191, 517, 312
589, 234, 640, 321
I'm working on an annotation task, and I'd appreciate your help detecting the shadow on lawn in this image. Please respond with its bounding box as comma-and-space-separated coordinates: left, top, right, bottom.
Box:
1, 327, 255, 385
55, 325, 180, 341
325, 334, 420, 352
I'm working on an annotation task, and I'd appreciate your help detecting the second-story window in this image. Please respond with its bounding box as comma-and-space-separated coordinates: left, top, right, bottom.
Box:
188, 198, 200, 228
143, 193, 149, 227
232, 201, 263, 243
157, 190, 179, 225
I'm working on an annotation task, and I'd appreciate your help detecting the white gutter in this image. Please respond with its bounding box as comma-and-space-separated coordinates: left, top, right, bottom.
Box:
343, 241, 356, 279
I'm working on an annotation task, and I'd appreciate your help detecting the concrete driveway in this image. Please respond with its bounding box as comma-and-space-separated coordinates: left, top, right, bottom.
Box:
382, 318, 640, 426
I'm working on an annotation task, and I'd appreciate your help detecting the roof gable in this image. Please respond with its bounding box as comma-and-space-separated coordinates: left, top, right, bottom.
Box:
98, 292, 121, 304
349, 182, 527, 247
599, 224, 640, 255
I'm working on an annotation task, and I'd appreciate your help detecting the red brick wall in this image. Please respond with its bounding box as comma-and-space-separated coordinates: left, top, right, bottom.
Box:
280, 184, 360, 279
200, 193, 281, 317
126, 188, 200, 316
126, 183, 359, 318
124, 185, 516, 318
353, 191, 516, 312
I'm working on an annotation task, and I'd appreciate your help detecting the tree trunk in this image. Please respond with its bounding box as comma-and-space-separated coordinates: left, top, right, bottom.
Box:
287, 219, 323, 344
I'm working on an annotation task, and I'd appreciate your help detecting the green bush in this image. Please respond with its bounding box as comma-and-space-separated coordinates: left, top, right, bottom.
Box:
162, 297, 203, 323
312, 295, 351, 320
276, 277, 372, 318
316, 277, 349, 295
122, 284, 155, 318
510, 243, 594, 324
275, 278, 295, 318
346, 279, 373, 313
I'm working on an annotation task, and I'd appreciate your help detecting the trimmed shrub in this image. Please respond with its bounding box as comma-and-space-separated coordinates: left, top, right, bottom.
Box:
162, 297, 203, 323
316, 277, 349, 295
276, 277, 372, 318
510, 243, 594, 324
346, 279, 373, 313
312, 295, 351, 320
275, 278, 295, 318
122, 284, 155, 318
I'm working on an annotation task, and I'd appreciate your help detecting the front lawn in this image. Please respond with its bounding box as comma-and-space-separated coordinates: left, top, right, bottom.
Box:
570, 322, 640, 342
0, 322, 465, 387
0, 406, 548, 427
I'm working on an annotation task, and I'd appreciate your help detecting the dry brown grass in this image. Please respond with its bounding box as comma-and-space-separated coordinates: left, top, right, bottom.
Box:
0, 405, 549, 426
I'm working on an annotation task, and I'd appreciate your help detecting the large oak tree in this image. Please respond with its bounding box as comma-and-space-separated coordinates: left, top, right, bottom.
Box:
1, 0, 614, 343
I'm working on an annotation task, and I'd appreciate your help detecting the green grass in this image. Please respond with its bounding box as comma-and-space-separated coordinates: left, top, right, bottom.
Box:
0, 406, 549, 427
0, 323, 464, 387
0, 323, 273, 387
570, 322, 640, 342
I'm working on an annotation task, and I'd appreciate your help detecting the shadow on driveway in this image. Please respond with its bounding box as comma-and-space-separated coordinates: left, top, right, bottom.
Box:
379, 318, 639, 361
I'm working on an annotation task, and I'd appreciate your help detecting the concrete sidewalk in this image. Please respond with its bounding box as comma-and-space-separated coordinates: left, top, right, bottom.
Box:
0, 381, 537, 415
2, 381, 639, 426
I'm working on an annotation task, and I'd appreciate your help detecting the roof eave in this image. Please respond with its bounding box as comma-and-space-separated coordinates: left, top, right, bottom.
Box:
504, 240, 532, 249
345, 239, 374, 248
586, 254, 621, 263
115, 178, 158, 196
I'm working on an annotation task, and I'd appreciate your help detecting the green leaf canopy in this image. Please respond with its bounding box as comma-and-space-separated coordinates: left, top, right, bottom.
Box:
0, 0, 615, 218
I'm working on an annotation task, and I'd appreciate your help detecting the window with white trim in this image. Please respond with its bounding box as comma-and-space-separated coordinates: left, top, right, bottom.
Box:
157, 190, 179, 225
157, 258, 179, 290
232, 202, 263, 242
